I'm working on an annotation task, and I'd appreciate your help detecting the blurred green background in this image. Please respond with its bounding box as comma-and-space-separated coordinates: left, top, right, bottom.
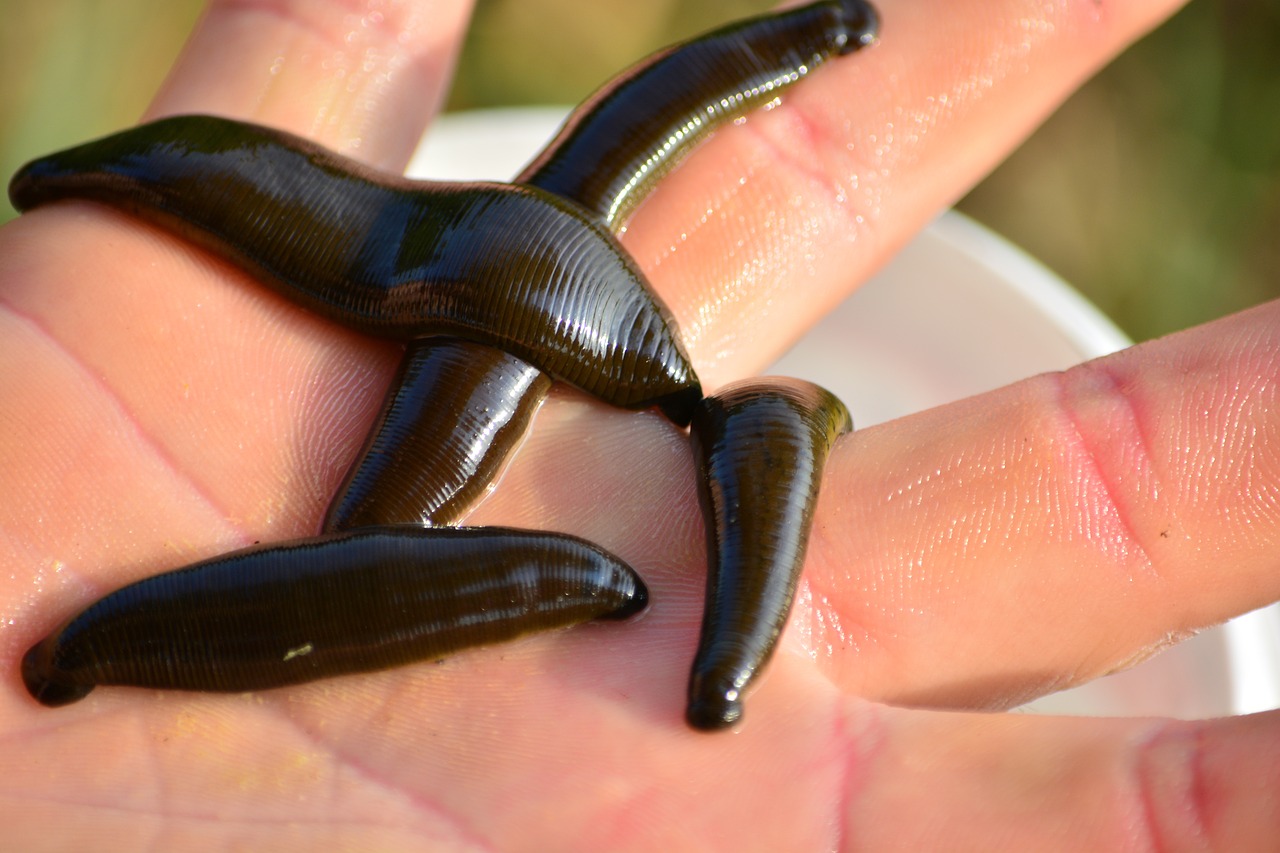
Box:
3, 0, 1277, 343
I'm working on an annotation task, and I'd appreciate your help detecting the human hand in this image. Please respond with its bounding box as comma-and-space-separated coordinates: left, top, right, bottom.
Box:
2, 0, 1278, 849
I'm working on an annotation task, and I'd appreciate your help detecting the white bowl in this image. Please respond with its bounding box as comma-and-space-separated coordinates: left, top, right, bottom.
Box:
410, 107, 1280, 719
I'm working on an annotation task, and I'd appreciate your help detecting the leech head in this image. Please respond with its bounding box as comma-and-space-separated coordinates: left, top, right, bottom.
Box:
21, 639, 94, 707
595, 573, 650, 620
685, 666, 751, 730
835, 0, 881, 55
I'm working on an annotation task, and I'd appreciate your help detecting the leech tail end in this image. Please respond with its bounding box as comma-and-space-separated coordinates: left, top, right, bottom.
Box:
836, 0, 880, 55
22, 641, 93, 708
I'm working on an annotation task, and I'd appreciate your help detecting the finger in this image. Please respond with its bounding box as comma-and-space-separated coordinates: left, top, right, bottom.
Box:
148, 0, 476, 168
803, 299, 1280, 706
844, 704, 1280, 850
3, 0, 1187, 556
472, 298, 1280, 713
620, 0, 1192, 388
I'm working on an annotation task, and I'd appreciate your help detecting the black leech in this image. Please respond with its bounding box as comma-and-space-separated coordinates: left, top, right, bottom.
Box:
327, 0, 880, 528
686, 378, 852, 730
22, 528, 647, 707
520, 0, 880, 228
325, 339, 551, 530
13, 1, 879, 716
7, 115, 699, 418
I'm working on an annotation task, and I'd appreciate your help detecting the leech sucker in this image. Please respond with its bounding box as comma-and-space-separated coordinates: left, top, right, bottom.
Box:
518, 0, 880, 228
324, 338, 552, 530
7, 114, 700, 420
685, 378, 852, 731
21, 527, 648, 707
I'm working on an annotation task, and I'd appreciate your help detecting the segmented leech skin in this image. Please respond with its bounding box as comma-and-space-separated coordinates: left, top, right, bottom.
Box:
325, 339, 552, 530
324, 0, 881, 528
14, 1, 876, 715
686, 378, 852, 730
518, 0, 880, 228
6, 115, 700, 421
21, 528, 648, 707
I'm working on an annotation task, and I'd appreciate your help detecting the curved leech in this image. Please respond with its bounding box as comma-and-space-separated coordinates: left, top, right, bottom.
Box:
15, 2, 875, 709
685, 378, 852, 730
22, 527, 648, 707
7, 115, 700, 420
520, 0, 880, 228
327, 0, 880, 529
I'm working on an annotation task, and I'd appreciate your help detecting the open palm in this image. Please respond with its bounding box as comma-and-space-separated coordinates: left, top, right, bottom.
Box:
2, 0, 1278, 848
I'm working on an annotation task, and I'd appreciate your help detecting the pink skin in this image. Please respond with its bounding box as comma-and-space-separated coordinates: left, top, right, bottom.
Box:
2, 0, 1278, 848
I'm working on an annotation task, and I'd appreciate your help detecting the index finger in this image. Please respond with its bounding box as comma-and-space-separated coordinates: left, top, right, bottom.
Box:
148, 0, 475, 167
622, 0, 1192, 388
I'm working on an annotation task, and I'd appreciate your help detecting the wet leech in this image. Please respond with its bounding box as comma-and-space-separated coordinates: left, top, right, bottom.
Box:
15, 1, 876, 716
325, 339, 551, 530
522, 0, 879, 229
328, 0, 879, 528
7, 116, 700, 421
22, 528, 647, 707
686, 378, 852, 730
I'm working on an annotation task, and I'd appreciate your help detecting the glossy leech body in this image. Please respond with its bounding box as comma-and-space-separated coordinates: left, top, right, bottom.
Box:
6, 115, 699, 421
14, 0, 877, 718
328, 0, 881, 528
520, 0, 879, 228
325, 339, 551, 530
686, 378, 852, 730
21, 528, 647, 707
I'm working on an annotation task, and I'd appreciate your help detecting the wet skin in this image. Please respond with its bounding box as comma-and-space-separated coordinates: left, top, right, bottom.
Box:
11, 0, 878, 727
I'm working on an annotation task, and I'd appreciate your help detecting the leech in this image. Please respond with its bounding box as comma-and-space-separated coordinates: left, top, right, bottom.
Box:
328, 0, 880, 528
521, 0, 880, 229
14, 1, 879, 718
7, 115, 700, 419
685, 378, 852, 730
325, 339, 551, 531
22, 528, 647, 707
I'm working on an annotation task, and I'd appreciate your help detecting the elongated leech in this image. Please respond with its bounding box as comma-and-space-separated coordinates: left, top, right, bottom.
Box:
325, 339, 551, 530
331, 0, 881, 528
7, 115, 700, 421
519, 0, 879, 228
686, 378, 852, 730
14, 2, 878, 714
22, 527, 647, 707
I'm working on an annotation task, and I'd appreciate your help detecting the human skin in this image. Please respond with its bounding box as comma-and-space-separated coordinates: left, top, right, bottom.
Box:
1, 0, 1278, 849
